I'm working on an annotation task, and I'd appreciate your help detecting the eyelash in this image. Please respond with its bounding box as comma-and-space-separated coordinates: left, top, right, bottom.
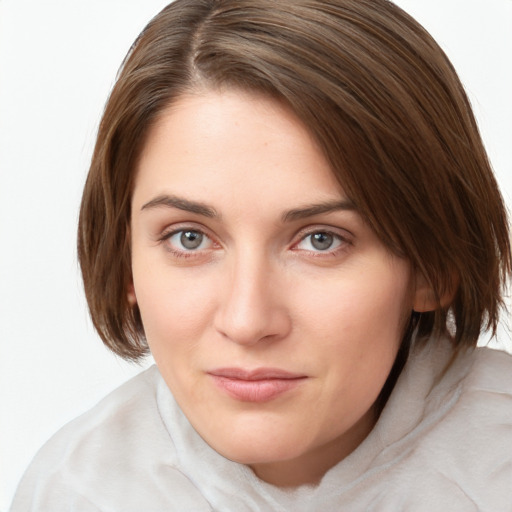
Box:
291, 228, 352, 257
157, 226, 352, 259
158, 226, 216, 259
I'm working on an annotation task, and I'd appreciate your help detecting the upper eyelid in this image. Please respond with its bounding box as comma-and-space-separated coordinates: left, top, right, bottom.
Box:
159, 223, 211, 239
291, 226, 354, 252
159, 228, 217, 258
293, 224, 354, 240
156, 222, 353, 246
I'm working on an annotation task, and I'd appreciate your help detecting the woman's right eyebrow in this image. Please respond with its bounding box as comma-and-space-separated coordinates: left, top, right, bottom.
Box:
141, 194, 218, 218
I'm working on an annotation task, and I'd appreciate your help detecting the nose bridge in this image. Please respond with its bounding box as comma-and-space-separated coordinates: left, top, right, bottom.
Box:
214, 246, 289, 345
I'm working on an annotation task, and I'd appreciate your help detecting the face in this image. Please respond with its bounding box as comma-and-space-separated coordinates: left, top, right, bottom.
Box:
130, 89, 418, 487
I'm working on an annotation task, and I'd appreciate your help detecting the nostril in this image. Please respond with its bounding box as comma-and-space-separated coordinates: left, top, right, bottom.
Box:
213, 294, 291, 346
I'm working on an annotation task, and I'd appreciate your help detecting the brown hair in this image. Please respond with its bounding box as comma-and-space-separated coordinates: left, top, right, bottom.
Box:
78, 0, 511, 361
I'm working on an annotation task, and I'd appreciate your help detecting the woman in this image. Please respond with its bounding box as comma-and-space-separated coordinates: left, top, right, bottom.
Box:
11, 0, 511, 510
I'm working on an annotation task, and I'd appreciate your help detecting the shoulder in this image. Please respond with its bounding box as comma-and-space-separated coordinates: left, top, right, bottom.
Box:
446, 346, 512, 430
396, 346, 512, 510
442, 346, 512, 468
10, 366, 210, 512
26, 365, 168, 472
467, 344, 512, 392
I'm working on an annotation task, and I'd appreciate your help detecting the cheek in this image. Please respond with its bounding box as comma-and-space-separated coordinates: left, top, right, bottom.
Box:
301, 263, 411, 338
295, 260, 412, 381
132, 263, 218, 353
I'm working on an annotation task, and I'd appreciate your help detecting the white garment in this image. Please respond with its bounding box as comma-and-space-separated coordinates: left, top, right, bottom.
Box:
10, 339, 512, 511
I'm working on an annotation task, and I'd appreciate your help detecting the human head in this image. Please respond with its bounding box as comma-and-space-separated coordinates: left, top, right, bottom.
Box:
78, 0, 511, 361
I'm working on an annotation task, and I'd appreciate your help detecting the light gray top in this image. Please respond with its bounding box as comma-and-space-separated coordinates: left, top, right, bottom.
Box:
11, 339, 512, 511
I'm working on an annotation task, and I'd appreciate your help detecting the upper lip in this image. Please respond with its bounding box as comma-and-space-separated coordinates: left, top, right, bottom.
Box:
208, 367, 306, 380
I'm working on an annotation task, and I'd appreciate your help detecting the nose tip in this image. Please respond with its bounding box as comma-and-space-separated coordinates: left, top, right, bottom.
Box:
214, 270, 291, 346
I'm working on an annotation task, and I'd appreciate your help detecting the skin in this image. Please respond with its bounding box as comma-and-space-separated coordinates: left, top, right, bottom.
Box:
129, 88, 427, 487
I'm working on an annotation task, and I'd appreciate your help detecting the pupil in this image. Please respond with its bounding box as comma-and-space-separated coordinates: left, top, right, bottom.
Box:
311, 232, 333, 250
181, 231, 203, 249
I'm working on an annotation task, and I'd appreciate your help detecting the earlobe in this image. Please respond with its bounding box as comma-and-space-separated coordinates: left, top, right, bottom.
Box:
412, 281, 437, 312
127, 282, 137, 306
412, 271, 458, 312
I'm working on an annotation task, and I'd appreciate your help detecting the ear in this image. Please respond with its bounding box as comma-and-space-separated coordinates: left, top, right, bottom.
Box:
413, 271, 458, 312
127, 282, 137, 306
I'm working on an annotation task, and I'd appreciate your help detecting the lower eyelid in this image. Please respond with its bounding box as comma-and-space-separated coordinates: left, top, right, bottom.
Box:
171, 230, 210, 246
296, 231, 348, 246
159, 228, 223, 259
158, 226, 350, 257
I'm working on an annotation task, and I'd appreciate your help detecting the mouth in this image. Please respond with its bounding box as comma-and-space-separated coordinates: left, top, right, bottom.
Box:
207, 367, 307, 402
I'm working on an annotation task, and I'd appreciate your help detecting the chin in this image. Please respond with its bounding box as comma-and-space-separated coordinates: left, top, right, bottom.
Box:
205, 425, 310, 465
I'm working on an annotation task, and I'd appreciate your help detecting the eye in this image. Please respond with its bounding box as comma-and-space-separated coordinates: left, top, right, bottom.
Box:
165, 229, 214, 252
295, 230, 345, 252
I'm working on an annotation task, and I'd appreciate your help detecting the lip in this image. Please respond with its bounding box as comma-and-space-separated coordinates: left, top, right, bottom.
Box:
208, 367, 307, 402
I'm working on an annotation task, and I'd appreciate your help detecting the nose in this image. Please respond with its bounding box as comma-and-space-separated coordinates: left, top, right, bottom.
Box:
213, 254, 292, 346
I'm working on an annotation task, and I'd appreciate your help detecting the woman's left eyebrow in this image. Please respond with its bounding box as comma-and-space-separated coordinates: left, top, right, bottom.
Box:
282, 199, 357, 222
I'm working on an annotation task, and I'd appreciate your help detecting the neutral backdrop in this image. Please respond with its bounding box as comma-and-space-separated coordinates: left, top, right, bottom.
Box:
1, 1, 511, 510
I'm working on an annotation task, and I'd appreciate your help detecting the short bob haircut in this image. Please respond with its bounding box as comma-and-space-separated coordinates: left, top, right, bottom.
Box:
78, 0, 511, 361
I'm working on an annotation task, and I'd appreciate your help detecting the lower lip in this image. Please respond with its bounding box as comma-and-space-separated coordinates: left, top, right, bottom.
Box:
210, 376, 305, 402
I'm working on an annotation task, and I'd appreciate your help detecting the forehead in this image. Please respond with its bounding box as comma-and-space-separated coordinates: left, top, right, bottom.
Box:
132, 89, 346, 214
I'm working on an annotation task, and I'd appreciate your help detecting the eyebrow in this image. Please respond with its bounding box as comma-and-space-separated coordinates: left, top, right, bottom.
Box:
140, 194, 356, 222
141, 195, 218, 218
282, 199, 357, 222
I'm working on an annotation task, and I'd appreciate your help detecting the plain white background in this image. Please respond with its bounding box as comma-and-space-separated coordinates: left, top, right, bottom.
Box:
0, 1, 511, 509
